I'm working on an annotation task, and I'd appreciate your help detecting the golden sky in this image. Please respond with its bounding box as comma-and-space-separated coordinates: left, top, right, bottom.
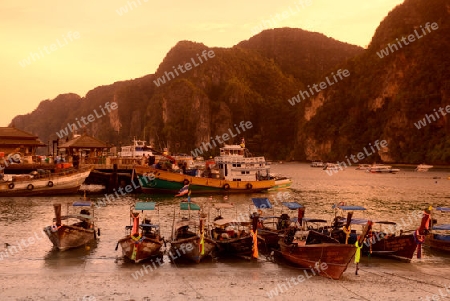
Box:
0, 0, 404, 126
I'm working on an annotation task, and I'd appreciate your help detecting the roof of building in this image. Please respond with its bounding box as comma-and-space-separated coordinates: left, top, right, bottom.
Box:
0, 127, 46, 146
58, 134, 108, 149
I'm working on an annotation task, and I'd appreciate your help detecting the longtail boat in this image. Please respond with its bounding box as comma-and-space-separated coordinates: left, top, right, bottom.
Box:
331, 204, 418, 261
43, 200, 99, 251
278, 224, 370, 280
116, 202, 163, 263
250, 198, 305, 253
169, 201, 217, 263
424, 207, 450, 252
210, 203, 259, 259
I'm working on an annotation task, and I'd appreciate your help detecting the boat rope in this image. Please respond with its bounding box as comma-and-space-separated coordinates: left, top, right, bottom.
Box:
326, 275, 371, 301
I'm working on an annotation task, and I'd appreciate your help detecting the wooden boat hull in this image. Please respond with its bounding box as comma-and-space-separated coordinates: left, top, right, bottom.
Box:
425, 234, 450, 252
213, 236, 254, 257
257, 229, 281, 253
134, 166, 275, 195
363, 234, 417, 261
278, 240, 356, 280
43, 225, 96, 251
170, 237, 217, 263
0, 168, 91, 197
118, 236, 163, 263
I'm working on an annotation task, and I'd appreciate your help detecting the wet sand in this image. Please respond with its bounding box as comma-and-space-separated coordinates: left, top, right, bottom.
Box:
2, 253, 450, 301
2, 164, 450, 300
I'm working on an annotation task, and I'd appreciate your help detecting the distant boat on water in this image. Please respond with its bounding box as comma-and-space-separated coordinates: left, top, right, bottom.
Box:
415, 164, 433, 172
310, 160, 324, 168
323, 163, 342, 171
366, 164, 400, 174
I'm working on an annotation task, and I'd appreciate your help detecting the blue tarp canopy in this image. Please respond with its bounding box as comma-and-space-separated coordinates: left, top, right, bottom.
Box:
336, 205, 366, 211
135, 202, 156, 210
433, 224, 450, 230
282, 202, 304, 210
180, 202, 201, 210
252, 198, 273, 209
436, 207, 450, 212
73, 201, 91, 207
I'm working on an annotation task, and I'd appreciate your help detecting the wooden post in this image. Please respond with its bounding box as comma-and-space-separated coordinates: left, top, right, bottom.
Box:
53, 203, 62, 226
113, 163, 118, 189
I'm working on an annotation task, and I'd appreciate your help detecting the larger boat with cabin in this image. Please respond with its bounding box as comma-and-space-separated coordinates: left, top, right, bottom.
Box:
134, 144, 291, 194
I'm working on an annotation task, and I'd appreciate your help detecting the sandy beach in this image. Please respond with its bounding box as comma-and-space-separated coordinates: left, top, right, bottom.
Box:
2, 253, 450, 301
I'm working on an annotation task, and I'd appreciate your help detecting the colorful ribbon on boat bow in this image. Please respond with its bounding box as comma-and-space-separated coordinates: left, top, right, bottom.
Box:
251, 229, 258, 259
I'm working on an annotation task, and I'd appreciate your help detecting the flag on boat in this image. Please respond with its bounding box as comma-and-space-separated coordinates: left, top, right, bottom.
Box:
175, 184, 189, 197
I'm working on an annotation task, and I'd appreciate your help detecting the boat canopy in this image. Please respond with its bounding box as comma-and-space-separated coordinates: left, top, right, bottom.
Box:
73, 201, 92, 207
135, 202, 156, 210
433, 224, 450, 231
252, 198, 273, 209
282, 202, 304, 210
180, 202, 201, 210
335, 205, 366, 211
436, 207, 450, 212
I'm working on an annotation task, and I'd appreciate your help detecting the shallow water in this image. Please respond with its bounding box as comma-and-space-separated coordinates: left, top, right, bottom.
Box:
1, 163, 450, 300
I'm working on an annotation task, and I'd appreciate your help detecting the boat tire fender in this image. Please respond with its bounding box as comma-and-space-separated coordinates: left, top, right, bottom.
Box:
48, 181, 53, 187
223, 184, 230, 190
246, 183, 253, 190
8, 183, 14, 189
27, 184, 34, 190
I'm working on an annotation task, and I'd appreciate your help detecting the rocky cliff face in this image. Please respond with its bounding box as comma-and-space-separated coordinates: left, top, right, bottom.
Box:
296, 0, 450, 164
9, 0, 450, 163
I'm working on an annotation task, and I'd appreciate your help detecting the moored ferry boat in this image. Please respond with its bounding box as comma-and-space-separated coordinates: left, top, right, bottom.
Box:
134, 144, 290, 194
0, 164, 92, 196
118, 139, 154, 158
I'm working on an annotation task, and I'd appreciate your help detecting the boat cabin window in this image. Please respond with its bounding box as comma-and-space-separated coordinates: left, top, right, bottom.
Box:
232, 178, 241, 181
